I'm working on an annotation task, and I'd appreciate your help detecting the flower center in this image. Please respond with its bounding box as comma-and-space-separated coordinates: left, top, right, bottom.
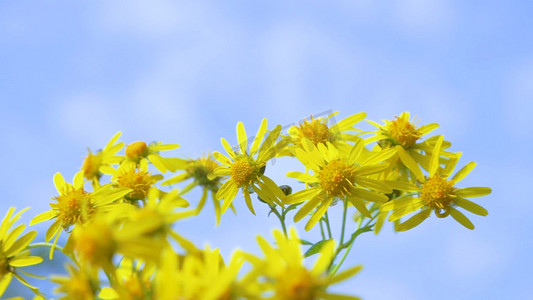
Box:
318, 160, 356, 198
187, 158, 220, 191
230, 156, 262, 187
297, 118, 332, 145
54, 188, 95, 229
277, 268, 318, 300
421, 176, 456, 217
0, 248, 11, 278
81, 151, 102, 180
116, 167, 157, 201
384, 116, 421, 148
125, 141, 149, 161
73, 220, 117, 267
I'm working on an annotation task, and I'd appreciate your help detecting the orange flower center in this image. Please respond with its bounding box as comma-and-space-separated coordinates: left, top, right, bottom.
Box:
421, 176, 456, 217
297, 118, 332, 145
318, 160, 356, 198
81, 151, 102, 180
230, 156, 263, 187
116, 167, 157, 200
53, 188, 95, 229
125, 141, 149, 161
385, 116, 421, 148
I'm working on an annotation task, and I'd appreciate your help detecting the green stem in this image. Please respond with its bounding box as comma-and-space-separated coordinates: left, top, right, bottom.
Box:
270, 206, 288, 237
319, 220, 326, 240
28, 242, 80, 267
324, 211, 333, 240
339, 199, 348, 246
331, 238, 355, 275
28, 242, 64, 252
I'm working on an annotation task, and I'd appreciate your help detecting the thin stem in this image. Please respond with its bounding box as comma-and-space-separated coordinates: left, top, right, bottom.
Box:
331, 238, 355, 275
319, 220, 326, 240
339, 199, 348, 246
270, 206, 288, 237
28, 242, 64, 252
324, 211, 333, 240
28, 242, 80, 267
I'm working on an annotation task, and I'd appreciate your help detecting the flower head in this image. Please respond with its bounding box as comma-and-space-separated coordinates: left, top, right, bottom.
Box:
287, 112, 366, 154
162, 155, 224, 224
380, 135, 491, 231
51, 264, 99, 300
213, 119, 289, 215
123, 140, 184, 173
0, 207, 43, 298
81, 132, 124, 184
250, 228, 363, 300
30, 172, 132, 259
285, 139, 391, 230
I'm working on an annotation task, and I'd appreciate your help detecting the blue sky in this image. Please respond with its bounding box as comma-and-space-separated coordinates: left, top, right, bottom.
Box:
1, 1, 532, 299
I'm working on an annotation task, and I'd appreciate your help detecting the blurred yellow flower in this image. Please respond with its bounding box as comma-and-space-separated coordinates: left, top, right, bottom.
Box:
251, 228, 363, 300
81, 132, 124, 184
162, 155, 225, 225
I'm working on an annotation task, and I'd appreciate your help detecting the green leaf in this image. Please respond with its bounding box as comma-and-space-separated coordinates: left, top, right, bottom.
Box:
304, 239, 330, 257
300, 239, 313, 246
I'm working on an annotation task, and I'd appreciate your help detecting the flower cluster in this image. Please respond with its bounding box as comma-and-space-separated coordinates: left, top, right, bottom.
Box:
3, 111, 490, 299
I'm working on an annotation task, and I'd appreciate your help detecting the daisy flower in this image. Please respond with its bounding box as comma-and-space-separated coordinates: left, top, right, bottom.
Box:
81, 132, 124, 185
366, 112, 456, 181
213, 119, 289, 215
0, 208, 44, 298
287, 111, 366, 154
51, 264, 99, 300
250, 228, 363, 300
380, 136, 491, 231
162, 154, 225, 225
285, 140, 392, 230
30, 172, 132, 259
112, 159, 162, 203
123, 140, 186, 173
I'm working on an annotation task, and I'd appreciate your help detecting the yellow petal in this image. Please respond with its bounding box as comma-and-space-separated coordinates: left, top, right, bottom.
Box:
250, 118, 268, 156
328, 265, 363, 285
9, 256, 43, 267
449, 207, 474, 230
396, 209, 430, 232
428, 135, 443, 176
351, 188, 388, 202
305, 197, 333, 231
294, 194, 323, 222
396, 146, 424, 181
284, 187, 321, 204
451, 161, 476, 183
236, 121, 248, 154
455, 187, 491, 198
454, 197, 488, 216
353, 177, 392, 194
53, 172, 66, 195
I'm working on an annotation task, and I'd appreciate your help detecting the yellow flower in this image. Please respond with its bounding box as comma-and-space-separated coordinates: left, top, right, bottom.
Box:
252, 228, 363, 300
30, 172, 132, 259
380, 136, 491, 231
155, 246, 257, 300
366, 112, 457, 182
51, 264, 99, 300
113, 160, 162, 203
162, 154, 225, 225
213, 119, 289, 215
81, 132, 124, 184
285, 140, 392, 230
123, 140, 185, 173
287, 112, 366, 154
0, 208, 43, 298
98, 258, 154, 300
67, 213, 167, 272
